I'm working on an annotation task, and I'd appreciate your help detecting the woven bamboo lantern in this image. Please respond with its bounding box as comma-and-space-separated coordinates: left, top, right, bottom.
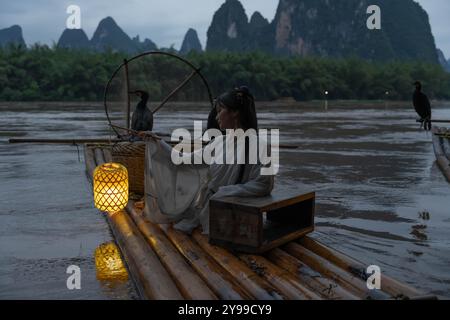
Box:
95, 242, 128, 280
94, 163, 128, 212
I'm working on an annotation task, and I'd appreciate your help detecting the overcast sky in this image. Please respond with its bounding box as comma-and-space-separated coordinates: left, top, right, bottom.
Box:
1, 0, 449, 58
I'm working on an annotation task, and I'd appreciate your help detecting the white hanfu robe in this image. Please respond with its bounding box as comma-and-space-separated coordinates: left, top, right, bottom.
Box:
143, 134, 274, 234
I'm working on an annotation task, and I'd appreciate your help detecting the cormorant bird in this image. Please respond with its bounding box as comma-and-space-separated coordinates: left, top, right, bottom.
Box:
413, 81, 432, 130
131, 90, 154, 132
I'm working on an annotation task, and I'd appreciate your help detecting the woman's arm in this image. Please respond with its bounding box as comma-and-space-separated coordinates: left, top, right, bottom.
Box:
213, 164, 274, 198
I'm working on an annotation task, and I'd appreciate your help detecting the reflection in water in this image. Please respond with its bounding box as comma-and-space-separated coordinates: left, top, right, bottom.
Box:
0, 101, 450, 299
95, 242, 128, 281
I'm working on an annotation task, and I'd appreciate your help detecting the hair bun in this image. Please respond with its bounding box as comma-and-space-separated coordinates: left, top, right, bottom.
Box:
237, 86, 250, 96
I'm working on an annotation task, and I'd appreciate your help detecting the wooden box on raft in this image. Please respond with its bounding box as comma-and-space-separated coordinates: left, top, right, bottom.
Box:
209, 190, 315, 253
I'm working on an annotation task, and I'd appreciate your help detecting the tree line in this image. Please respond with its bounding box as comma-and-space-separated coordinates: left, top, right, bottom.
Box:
1, 44, 449, 102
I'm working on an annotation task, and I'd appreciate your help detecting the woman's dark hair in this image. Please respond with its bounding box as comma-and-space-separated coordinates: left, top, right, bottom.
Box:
215, 86, 258, 131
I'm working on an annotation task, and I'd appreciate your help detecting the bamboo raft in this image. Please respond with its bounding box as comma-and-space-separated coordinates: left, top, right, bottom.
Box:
432, 127, 450, 182
84, 144, 433, 300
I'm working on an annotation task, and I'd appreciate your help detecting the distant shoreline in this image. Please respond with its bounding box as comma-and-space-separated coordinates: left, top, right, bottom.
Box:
1, 100, 449, 111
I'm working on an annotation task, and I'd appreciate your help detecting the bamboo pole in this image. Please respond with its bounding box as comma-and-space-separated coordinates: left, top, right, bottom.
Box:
124, 58, 131, 129
84, 146, 97, 178
152, 69, 199, 114
85, 146, 148, 299
110, 124, 162, 140
416, 119, 450, 123
238, 254, 321, 300
192, 230, 284, 300
103, 148, 113, 163
108, 210, 184, 300
265, 248, 359, 300
85, 145, 183, 299
94, 148, 106, 166
9, 138, 122, 144
160, 225, 252, 300
298, 236, 424, 299
126, 202, 218, 300
284, 242, 390, 300
9, 136, 298, 149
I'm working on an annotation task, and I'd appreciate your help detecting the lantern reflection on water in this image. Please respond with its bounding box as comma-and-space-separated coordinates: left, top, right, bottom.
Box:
95, 242, 128, 280
94, 163, 128, 213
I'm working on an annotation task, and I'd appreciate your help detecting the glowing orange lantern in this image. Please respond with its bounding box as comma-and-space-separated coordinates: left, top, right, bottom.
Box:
94, 163, 128, 212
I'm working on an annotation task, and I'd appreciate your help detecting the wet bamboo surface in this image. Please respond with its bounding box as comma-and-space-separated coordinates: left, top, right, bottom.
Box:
84, 144, 430, 300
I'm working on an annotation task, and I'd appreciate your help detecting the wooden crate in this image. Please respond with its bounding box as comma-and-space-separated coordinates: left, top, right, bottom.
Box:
209, 190, 315, 253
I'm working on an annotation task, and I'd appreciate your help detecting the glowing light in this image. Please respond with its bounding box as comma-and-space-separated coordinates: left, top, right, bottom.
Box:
95, 242, 128, 280
94, 163, 128, 213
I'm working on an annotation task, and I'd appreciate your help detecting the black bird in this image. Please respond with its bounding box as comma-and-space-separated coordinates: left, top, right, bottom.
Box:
413, 81, 432, 130
131, 90, 154, 132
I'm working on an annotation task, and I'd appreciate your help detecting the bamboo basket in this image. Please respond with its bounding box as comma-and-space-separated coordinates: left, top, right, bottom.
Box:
111, 142, 146, 195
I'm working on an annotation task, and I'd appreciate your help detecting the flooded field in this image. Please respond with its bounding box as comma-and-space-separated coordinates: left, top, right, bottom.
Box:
1, 101, 449, 299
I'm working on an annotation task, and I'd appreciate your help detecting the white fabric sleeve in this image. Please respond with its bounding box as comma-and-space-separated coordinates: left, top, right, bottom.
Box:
213, 164, 274, 198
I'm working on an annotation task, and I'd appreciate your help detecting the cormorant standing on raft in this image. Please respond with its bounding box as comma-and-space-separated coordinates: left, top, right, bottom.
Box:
131, 90, 154, 132
413, 81, 432, 131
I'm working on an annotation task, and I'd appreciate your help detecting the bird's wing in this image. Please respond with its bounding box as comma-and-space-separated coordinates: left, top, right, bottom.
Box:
421, 93, 432, 116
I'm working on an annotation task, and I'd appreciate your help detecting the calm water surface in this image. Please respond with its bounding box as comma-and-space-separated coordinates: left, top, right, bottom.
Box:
1, 101, 449, 299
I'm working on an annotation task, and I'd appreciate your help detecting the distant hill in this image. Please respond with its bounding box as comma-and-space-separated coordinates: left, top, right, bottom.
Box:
180, 28, 202, 54
206, 0, 439, 63
2, 0, 442, 63
206, 0, 252, 52
437, 49, 450, 72
133, 35, 157, 52
90, 17, 141, 53
0, 25, 26, 47
55, 17, 157, 54
57, 29, 90, 49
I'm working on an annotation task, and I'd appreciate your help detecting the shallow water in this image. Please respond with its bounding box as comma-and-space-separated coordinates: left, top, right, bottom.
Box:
1, 101, 449, 299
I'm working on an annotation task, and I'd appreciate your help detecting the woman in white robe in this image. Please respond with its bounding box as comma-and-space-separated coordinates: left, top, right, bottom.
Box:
141, 87, 275, 234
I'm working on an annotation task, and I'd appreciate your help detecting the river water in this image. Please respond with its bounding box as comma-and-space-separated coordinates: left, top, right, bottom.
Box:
0, 101, 449, 299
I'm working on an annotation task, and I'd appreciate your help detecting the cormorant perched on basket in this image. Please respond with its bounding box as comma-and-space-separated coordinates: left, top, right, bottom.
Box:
131, 90, 154, 132
413, 81, 432, 131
